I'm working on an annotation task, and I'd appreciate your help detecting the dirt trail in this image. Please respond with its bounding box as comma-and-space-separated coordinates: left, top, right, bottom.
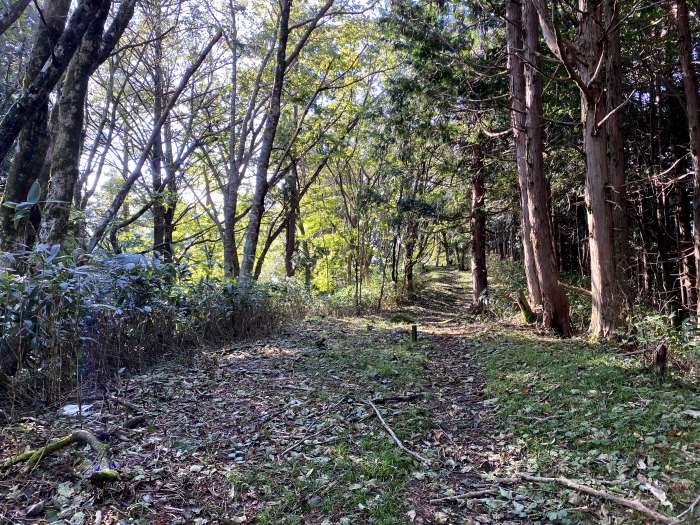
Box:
0, 270, 520, 524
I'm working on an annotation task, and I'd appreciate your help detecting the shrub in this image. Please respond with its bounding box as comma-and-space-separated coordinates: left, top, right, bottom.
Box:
0, 246, 312, 413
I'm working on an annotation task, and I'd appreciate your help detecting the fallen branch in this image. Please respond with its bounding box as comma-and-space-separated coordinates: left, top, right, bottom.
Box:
518, 473, 676, 524
0, 430, 119, 483
366, 399, 430, 465
675, 494, 700, 523
279, 423, 334, 457
430, 488, 498, 503
558, 281, 592, 298
371, 393, 423, 405
108, 394, 141, 414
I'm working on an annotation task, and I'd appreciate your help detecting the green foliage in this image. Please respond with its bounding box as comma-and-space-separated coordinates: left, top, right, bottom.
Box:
483, 256, 594, 332
624, 312, 700, 379
321, 273, 398, 315
0, 248, 313, 405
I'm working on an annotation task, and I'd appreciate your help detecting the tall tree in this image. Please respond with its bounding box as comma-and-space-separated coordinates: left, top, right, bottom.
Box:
522, 0, 571, 336
38, 0, 136, 246
239, 0, 336, 285
605, 0, 629, 290
506, 0, 541, 307
0, 0, 71, 249
239, 0, 294, 285
471, 142, 487, 309
533, 0, 619, 338
672, 0, 700, 322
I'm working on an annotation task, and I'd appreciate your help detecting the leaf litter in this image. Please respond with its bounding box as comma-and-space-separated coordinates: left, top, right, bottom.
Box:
1, 270, 698, 524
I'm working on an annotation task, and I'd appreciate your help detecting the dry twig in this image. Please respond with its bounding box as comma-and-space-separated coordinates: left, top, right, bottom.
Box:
366, 399, 430, 465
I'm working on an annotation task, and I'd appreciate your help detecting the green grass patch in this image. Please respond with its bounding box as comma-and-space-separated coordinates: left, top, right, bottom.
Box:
235, 332, 431, 524
477, 329, 700, 518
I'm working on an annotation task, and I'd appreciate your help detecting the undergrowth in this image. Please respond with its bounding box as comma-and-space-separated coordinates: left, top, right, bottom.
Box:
0, 246, 312, 412
485, 256, 700, 377
478, 328, 700, 521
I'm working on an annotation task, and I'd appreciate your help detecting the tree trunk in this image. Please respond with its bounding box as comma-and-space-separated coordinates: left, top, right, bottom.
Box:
0, 0, 31, 37
0, 0, 71, 250
284, 162, 299, 277
150, 10, 167, 259
582, 93, 618, 337
523, 0, 571, 337
223, 8, 241, 278
533, 0, 619, 337
506, 0, 542, 307
605, 0, 630, 290
578, 1, 619, 338
239, 0, 292, 286
672, 0, 700, 323
161, 120, 177, 263
38, 3, 114, 246
471, 145, 487, 309
676, 181, 696, 312
0, 0, 105, 167
403, 221, 418, 296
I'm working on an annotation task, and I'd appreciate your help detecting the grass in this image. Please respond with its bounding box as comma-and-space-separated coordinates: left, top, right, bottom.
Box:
233, 325, 432, 524
240, 422, 422, 524
477, 328, 700, 520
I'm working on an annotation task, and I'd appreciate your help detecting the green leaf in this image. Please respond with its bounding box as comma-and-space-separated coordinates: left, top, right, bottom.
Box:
26, 180, 41, 204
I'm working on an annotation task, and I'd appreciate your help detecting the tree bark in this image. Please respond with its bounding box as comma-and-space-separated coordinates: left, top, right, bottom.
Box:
0, 0, 31, 37
676, 181, 696, 312
506, 0, 542, 307
284, 162, 299, 277
523, 0, 571, 337
604, 0, 630, 290
404, 224, 417, 296
39, 0, 135, 247
0, 0, 71, 250
151, 15, 166, 259
223, 6, 241, 278
0, 0, 106, 168
471, 144, 487, 309
533, 0, 620, 338
238, 0, 292, 286
672, 0, 700, 322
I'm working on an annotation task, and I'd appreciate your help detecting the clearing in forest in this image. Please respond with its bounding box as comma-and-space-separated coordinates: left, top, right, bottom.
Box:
1, 270, 699, 524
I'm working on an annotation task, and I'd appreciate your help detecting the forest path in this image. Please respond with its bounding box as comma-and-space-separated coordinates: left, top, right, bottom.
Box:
1, 268, 504, 524
3, 270, 695, 524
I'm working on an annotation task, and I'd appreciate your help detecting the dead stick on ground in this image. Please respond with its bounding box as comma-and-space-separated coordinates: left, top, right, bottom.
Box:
366, 399, 430, 465
430, 488, 498, 503
518, 473, 676, 524
675, 494, 700, 523
1, 430, 106, 469
279, 423, 335, 457
108, 394, 141, 414
371, 393, 423, 405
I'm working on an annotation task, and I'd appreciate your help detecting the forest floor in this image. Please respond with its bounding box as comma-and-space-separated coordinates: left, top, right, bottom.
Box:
1, 270, 699, 524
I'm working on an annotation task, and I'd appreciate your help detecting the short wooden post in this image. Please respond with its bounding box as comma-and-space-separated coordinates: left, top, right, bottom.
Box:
411, 324, 418, 342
